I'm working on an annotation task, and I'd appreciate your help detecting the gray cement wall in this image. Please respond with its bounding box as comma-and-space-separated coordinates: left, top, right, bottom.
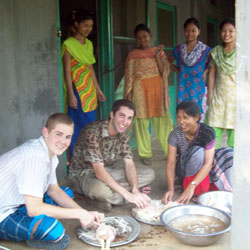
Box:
0, 0, 66, 178
231, 0, 250, 248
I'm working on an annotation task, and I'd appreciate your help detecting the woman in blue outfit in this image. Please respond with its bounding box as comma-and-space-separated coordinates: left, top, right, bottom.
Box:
168, 17, 211, 121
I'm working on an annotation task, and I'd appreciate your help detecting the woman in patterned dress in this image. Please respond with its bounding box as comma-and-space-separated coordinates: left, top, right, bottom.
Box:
168, 18, 211, 121
162, 101, 233, 204
124, 24, 173, 165
207, 19, 236, 148
62, 10, 105, 158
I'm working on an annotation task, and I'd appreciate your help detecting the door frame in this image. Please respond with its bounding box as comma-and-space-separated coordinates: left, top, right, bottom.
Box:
207, 16, 217, 48
156, 1, 177, 122
57, 0, 67, 171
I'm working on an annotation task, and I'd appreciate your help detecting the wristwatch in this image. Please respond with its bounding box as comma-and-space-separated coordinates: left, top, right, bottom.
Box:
191, 181, 197, 186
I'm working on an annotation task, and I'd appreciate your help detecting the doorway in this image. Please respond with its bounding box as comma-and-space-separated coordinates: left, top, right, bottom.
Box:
57, 0, 100, 117
156, 1, 176, 122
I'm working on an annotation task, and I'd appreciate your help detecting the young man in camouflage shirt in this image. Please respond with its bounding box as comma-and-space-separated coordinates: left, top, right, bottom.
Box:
69, 99, 155, 211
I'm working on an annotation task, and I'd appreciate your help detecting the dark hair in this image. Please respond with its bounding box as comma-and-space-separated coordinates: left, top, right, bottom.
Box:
111, 99, 136, 116
177, 101, 200, 120
220, 18, 235, 31
183, 17, 200, 30
134, 23, 151, 36
74, 10, 93, 23
46, 113, 74, 131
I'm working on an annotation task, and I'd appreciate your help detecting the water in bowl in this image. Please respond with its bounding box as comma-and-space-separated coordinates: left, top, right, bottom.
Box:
168, 214, 227, 234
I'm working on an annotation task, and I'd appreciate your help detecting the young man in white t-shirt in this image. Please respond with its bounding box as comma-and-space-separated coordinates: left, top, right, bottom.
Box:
0, 113, 104, 250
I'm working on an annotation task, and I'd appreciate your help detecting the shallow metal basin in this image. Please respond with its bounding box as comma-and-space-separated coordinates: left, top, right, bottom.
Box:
197, 191, 232, 215
160, 204, 231, 246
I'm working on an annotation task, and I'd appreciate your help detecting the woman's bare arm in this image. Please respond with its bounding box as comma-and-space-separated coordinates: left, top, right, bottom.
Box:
90, 65, 105, 102
207, 65, 216, 105
162, 145, 177, 203
62, 49, 77, 109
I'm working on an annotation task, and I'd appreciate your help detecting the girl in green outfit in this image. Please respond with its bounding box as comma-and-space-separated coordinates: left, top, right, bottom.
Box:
207, 19, 236, 148
62, 11, 105, 158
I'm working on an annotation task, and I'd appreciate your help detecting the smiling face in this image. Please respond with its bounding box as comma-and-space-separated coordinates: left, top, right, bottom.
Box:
221, 23, 236, 45
109, 106, 134, 136
177, 109, 199, 133
184, 23, 200, 43
75, 19, 93, 38
43, 123, 74, 158
136, 30, 151, 49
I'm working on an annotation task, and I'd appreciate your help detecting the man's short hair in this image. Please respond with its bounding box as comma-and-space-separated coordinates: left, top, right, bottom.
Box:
45, 113, 74, 131
111, 99, 136, 116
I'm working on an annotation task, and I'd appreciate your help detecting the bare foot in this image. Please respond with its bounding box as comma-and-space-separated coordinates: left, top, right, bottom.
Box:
140, 185, 151, 195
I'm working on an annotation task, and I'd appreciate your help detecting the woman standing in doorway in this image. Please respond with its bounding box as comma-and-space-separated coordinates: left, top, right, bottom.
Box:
207, 19, 236, 148
62, 10, 105, 158
168, 17, 211, 121
124, 24, 173, 165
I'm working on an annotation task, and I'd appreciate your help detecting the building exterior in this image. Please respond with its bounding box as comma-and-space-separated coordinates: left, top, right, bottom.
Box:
0, 0, 234, 178
3, 1, 250, 248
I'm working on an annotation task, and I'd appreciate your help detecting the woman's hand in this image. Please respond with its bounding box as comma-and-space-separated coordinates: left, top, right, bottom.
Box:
164, 91, 170, 109
176, 184, 195, 204
162, 190, 174, 204
202, 69, 208, 82
207, 95, 211, 106
97, 90, 105, 102
155, 44, 164, 57
68, 94, 78, 109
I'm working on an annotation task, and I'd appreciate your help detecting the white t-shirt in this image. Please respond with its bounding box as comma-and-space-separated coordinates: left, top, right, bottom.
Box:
0, 136, 58, 222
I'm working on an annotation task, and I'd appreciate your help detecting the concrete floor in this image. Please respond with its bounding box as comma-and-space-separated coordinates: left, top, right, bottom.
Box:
0, 139, 230, 250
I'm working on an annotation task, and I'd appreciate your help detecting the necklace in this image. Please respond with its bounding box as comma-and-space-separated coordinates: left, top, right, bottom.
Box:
185, 134, 194, 142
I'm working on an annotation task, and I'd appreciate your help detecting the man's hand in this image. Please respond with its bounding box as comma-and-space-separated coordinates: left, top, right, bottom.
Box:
89, 211, 105, 223
79, 210, 104, 228
126, 192, 151, 208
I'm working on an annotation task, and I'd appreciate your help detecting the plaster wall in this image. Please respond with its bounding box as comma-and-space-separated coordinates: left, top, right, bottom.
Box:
0, 1, 65, 178
231, 0, 250, 248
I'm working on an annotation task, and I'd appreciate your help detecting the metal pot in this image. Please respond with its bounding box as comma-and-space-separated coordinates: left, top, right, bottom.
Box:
160, 204, 231, 246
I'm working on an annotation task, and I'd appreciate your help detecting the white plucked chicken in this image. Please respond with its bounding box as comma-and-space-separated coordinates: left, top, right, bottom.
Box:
95, 223, 116, 250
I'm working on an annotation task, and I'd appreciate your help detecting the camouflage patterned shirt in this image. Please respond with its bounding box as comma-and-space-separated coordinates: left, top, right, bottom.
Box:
68, 120, 133, 181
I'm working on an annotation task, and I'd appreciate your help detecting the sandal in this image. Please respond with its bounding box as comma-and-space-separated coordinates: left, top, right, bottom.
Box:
142, 158, 152, 166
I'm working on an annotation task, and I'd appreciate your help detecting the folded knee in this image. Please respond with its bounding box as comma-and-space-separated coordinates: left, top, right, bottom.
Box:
32, 216, 65, 242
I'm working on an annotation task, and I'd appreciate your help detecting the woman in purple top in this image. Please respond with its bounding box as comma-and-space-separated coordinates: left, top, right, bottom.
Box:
168, 18, 211, 121
162, 101, 233, 204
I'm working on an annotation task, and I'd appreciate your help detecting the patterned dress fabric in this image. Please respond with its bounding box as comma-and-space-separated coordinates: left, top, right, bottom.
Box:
172, 41, 211, 113
62, 37, 98, 157
62, 37, 97, 113
124, 47, 167, 119
71, 59, 97, 112
207, 45, 236, 129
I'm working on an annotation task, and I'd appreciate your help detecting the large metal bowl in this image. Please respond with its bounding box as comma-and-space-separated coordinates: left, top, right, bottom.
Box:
197, 191, 232, 215
160, 204, 231, 246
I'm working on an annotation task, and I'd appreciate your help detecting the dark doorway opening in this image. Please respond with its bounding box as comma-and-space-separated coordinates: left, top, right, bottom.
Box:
59, 0, 101, 118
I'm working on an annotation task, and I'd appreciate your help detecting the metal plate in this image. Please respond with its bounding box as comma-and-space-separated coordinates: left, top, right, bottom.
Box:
131, 208, 163, 226
77, 215, 140, 247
